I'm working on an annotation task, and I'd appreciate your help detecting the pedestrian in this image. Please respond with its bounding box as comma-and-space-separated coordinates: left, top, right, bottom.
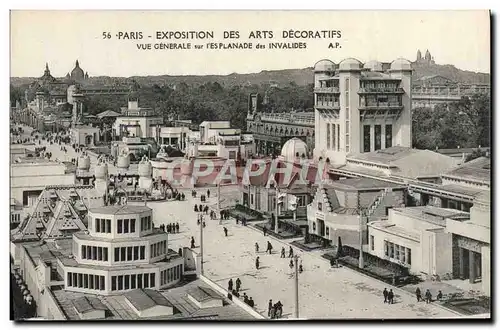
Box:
266, 241, 273, 254
220, 210, 223, 219
207, 189, 211, 199
425, 289, 432, 304
194, 205, 198, 212
270, 305, 276, 319
228, 279, 233, 291
232, 289, 239, 298
388, 289, 394, 304
275, 301, 283, 318
437, 290, 443, 301
236, 278, 241, 291
280, 247, 286, 258
203, 221, 206, 228
205, 205, 209, 214
223, 227, 228, 237
288, 246, 294, 258
255, 256, 260, 269
190, 236, 195, 249
289, 259, 294, 270
248, 297, 255, 308
199, 204, 203, 212
415, 287, 422, 302
243, 293, 249, 304
175, 222, 179, 233
383, 288, 388, 303
255, 242, 259, 253
263, 226, 267, 236
299, 262, 303, 273
268, 299, 273, 317
167, 223, 171, 233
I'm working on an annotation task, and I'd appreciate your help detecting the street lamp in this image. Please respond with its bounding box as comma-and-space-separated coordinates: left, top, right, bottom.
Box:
357, 192, 365, 269
199, 213, 205, 275
293, 254, 300, 319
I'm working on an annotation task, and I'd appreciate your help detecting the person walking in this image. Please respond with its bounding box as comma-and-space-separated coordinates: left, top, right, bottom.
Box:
299, 262, 303, 273
255, 256, 260, 270
437, 290, 443, 301
175, 222, 179, 233
383, 288, 388, 303
289, 259, 294, 270
388, 289, 394, 304
255, 242, 259, 253
243, 293, 249, 304
288, 246, 294, 258
280, 247, 286, 258
266, 241, 273, 254
190, 236, 195, 249
235, 278, 241, 292
268, 299, 273, 317
248, 297, 255, 308
263, 226, 267, 236
223, 227, 228, 237
207, 189, 211, 199
228, 279, 234, 291
415, 287, 422, 302
425, 289, 432, 304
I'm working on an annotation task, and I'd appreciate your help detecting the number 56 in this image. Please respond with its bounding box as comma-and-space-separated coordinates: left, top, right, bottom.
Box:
102, 32, 111, 39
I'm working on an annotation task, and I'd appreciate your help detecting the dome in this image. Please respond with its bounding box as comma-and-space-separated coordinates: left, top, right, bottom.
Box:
77, 154, 91, 170
70, 60, 85, 81
364, 60, 384, 72
314, 59, 335, 73
390, 58, 412, 71
339, 58, 362, 71
281, 138, 308, 163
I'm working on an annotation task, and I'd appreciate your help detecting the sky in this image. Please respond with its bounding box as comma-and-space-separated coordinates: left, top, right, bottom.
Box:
10, 10, 490, 77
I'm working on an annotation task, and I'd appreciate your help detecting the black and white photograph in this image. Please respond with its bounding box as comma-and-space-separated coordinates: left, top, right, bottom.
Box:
8, 10, 491, 321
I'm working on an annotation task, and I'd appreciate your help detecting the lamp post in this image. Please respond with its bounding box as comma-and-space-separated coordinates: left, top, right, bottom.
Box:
199, 214, 204, 275
274, 186, 280, 234
357, 192, 365, 269
294, 254, 300, 318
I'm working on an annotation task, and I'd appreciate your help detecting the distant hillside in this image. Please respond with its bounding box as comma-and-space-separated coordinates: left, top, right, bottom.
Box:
10, 63, 489, 88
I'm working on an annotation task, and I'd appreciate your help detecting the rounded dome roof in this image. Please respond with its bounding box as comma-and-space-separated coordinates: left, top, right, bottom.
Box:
71, 60, 85, 80
364, 60, 384, 72
314, 59, 335, 72
281, 138, 308, 163
339, 58, 362, 71
390, 58, 412, 71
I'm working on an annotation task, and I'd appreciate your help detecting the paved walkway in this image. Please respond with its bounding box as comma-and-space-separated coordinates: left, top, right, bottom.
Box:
132, 190, 459, 319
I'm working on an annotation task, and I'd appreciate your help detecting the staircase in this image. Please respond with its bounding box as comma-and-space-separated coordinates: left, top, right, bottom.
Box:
366, 188, 390, 218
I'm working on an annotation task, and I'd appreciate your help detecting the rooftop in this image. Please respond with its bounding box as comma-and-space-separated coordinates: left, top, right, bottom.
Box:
89, 205, 152, 215
72, 296, 108, 314
326, 177, 403, 191
51, 278, 255, 320
187, 286, 221, 302
443, 157, 490, 184
393, 206, 470, 227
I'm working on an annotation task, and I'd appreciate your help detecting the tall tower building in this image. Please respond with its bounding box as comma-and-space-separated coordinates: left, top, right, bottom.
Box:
313, 57, 413, 164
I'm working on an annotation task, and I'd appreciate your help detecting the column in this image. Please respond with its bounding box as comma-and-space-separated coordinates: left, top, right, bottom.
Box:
469, 250, 476, 283
370, 125, 375, 152
459, 247, 465, 279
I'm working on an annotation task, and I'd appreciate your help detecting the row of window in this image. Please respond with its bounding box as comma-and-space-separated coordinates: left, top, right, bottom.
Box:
11, 213, 21, 223
67, 272, 106, 291
141, 216, 153, 231
117, 218, 137, 234
361, 82, 399, 89
316, 95, 340, 107
95, 218, 112, 233
384, 240, 412, 265
151, 240, 168, 258
114, 246, 146, 262
326, 123, 340, 151
81, 245, 109, 261
111, 273, 156, 291
363, 124, 393, 152
160, 265, 183, 286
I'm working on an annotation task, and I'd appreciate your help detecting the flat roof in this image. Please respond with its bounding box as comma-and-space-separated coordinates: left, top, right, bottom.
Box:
187, 286, 221, 302
89, 205, 152, 215
443, 157, 490, 183
124, 289, 173, 311
326, 177, 403, 190
51, 278, 255, 320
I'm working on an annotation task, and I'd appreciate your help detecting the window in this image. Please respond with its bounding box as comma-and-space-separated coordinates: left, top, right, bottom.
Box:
103, 247, 108, 261
374, 125, 382, 151
117, 220, 123, 234
124, 219, 129, 233
326, 123, 331, 149
89, 274, 94, 289
150, 273, 156, 287
82, 245, 87, 259
78, 274, 83, 288
250, 194, 254, 205
363, 125, 371, 152
140, 246, 145, 260
73, 273, 78, 287
318, 202, 323, 211
114, 248, 120, 262
106, 219, 111, 233
384, 240, 389, 257
370, 235, 374, 251
100, 276, 105, 290
144, 273, 150, 288
121, 247, 126, 261
118, 275, 124, 290
395, 244, 400, 260
332, 124, 336, 150
92, 246, 97, 260
127, 247, 133, 261
124, 275, 130, 289
67, 272, 72, 286
313, 222, 316, 231
389, 243, 394, 258
112, 276, 117, 290
407, 249, 412, 265
130, 219, 136, 233
138, 274, 143, 288
337, 124, 340, 151
385, 124, 392, 148
95, 218, 100, 232
131, 274, 137, 289
325, 227, 330, 236
100, 219, 105, 233
134, 246, 139, 260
